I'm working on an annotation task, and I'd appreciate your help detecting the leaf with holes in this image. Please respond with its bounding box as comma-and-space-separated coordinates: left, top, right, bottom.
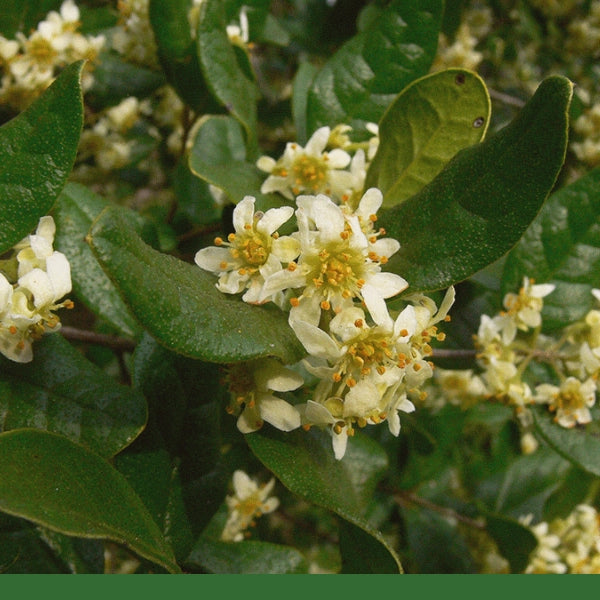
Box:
380, 75, 572, 293
366, 68, 490, 208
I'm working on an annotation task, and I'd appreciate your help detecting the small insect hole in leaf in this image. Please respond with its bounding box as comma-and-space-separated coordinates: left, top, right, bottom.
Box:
455, 73, 466, 85
473, 116, 485, 128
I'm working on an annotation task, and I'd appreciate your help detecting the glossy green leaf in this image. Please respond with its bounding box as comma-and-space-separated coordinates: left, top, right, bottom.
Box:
366, 68, 491, 207
0, 334, 147, 458
0, 61, 84, 253
0, 514, 103, 574
292, 62, 319, 146
188, 115, 257, 201
306, 0, 443, 134
380, 75, 573, 293
186, 539, 308, 574
475, 446, 571, 521
246, 427, 402, 573
0, 0, 61, 38
149, 0, 210, 113
483, 512, 537, 574
402, 507, 477, 573
87, 206, 305, 364
338, 519, 402, 574
197, 0, 260, 155
502, 167, 600, 330
533, 406, 600, 477
0, 429, 181, 573
53, 183, 141, 337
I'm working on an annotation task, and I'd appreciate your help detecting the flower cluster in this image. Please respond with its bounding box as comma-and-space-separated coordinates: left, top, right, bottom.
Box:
429, 278, 599, 454
0, 0, 104, 112
523, 504, 600, 574
0, 216, 73, 363
221, 470, 280, 542
196, 129, 454, 458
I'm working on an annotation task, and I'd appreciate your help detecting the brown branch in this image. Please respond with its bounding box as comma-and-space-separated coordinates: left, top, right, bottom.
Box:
394, 490, 485, 530
60, 326, 136, 353
430, 348, 477, 360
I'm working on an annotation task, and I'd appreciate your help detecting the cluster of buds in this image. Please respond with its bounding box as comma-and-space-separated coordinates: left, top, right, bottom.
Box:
0, 0, 104, 112
523, 504, 600, 574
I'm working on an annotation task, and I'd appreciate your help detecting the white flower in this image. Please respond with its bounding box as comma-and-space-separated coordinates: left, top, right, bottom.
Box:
534, 376, 596, 428
224, 358, 303, 434
221, 470, 280, 542
256, 127, 357, 201
498, 277, 555, 343
292, 300, 427, 458
0, 216, 72, 363
195, 196, 300, 305
261, 191, 407, 324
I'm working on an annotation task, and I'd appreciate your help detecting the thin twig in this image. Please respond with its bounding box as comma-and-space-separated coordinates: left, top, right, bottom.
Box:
394, 490, 486, 530
60, 326, 136, 353
488, 88, 526, 108
430, 348, 477, 360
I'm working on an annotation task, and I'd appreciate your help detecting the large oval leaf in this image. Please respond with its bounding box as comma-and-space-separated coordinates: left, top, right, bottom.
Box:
54, 183, 141, 338
0, 60, 84, 253
501, 167, 600, 330
0, 428, 181, 573
246, 427, 402, 573
306, 0, 443, 133
533, 406, 600, 477
87, 206, 305, 364
0, 334, 147, 458
366, 68, 491, 207
380, 75, 573, 293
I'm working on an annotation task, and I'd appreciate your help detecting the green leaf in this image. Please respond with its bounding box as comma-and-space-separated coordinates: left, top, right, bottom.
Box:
0, 514, 104, 574
533, 406, 600, 477
185, 539, 308, 574
475, 446, 571, 521
246, 427, 402, 573
366, 68, 491, 207
402, 507, 477, 573
483, 512, 537, 574
0, 334, 147, 458
148, 0, 211, 113
380, 75, 573, 293
188, 115, 260, 202
53, 183, 141, 337
292, 62, 319, 146
306, 0, 443, 134
0, 429, 181, 573
0, 0, 61, 38
338, 519, 402, 574
501, 167, 600, 330
197, 0, 260, 155
87, 206, 305, 364
0, 61, 84, 253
